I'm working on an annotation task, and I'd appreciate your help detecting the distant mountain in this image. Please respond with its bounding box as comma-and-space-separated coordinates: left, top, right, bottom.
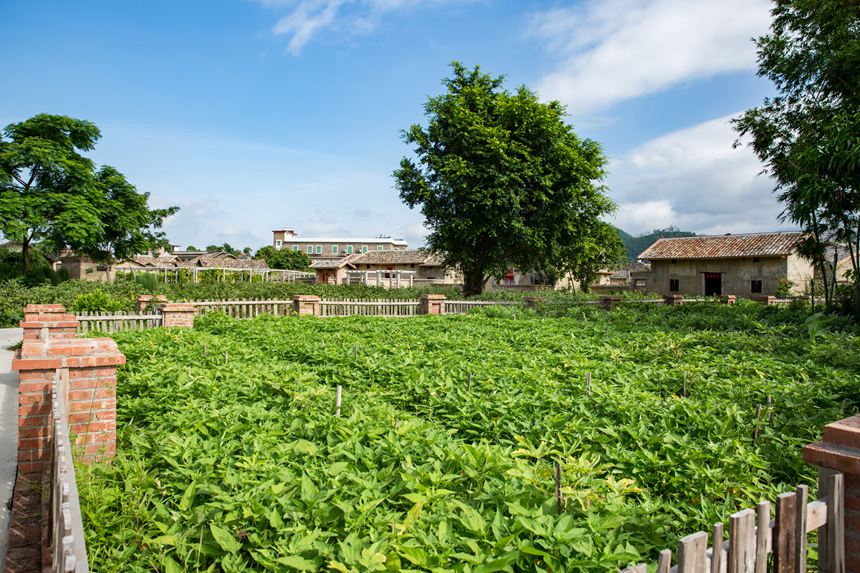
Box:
616, 226, 696, 262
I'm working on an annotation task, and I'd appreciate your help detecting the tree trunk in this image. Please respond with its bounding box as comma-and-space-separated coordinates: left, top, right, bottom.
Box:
21, 235, 30, 274
463, 268, 486, 297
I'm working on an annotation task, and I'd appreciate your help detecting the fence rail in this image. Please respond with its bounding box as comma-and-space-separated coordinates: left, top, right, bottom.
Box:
50, 368, 89, 572
319, 298, 420, 317
445, 300, 521, 314
621, 472, 844, 573
76, 311, 163, 334
190, 299, 294, 318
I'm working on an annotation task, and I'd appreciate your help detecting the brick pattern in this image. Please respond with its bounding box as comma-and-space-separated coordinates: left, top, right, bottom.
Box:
418, 294, 446, 315
5, 304, 126, 573
162, 303, 195, 327
292, 295, 321, 316
803, 413, 860, 572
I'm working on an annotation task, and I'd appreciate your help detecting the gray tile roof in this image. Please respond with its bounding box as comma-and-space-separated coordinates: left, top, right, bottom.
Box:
639, 232, 806, 260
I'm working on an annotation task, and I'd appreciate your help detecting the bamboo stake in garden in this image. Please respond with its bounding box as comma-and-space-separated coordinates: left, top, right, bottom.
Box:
586, 372, 591, 397
554, 460, 563, 514
335, 384, 343, 417
467, 372, 472, 393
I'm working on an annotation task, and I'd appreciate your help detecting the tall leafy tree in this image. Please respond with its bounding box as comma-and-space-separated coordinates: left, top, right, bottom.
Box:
562, 222, 627, 292
0, 114, 176, 272
733, 0, 860, 312
394, 63, 616, 295
254, 245, 311, 270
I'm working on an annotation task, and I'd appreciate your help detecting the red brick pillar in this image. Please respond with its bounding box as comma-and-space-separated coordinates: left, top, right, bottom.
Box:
720, 295, 736, 305
292, 295, 321, 316
418, 294, 446, 315
20, 304, 78, 341
665, 294, 684, 305
804, 415, 859, 571
162, 303, 195, 327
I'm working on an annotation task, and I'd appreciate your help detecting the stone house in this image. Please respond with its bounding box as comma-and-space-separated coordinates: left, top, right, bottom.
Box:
638, 232, 811, 298
310, 250, 460, 287
272, 228, 407, 259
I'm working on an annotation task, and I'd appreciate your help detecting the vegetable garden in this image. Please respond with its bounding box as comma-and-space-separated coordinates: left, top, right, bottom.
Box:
77, 304, 860, 572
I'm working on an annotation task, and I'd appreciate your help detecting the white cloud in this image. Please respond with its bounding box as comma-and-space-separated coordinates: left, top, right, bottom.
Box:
261, 0, 452, 54
530, 0, 771, 114
607, 113, 791, 235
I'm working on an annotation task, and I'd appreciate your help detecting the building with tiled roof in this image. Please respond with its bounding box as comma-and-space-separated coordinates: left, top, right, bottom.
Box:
637, 232, 812, 298
309, 249, 459, 287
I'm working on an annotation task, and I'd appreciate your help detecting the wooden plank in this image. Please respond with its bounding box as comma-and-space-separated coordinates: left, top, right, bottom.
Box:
825, 473, 844, 573
729, 508, 756, 573
678, 531, 708, 573
657, 549, 672, 573
775, 492, 798, 573
806, 500, 827, 531
795, 485, 808, 573
755, 501, 770, 573
711, 523, 723, 573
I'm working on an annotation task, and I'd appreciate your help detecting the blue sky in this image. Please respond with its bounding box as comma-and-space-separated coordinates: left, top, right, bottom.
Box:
0, 0, 784, 251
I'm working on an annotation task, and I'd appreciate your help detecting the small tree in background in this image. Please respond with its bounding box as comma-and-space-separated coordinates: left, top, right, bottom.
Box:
394, 63, 616, 296
254, 246, 311, 270
0, 114, 177, 271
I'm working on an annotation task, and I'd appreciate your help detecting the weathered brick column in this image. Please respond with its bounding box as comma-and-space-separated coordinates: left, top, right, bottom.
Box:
720, 295, 736, 305
804, 415, 860, 572
136, 294, 169, 313
162, 303, 195, 328
20, 304, 78, 341
418, 294, 446, 315
292, 295, 321, 316
664, 294, 684, 305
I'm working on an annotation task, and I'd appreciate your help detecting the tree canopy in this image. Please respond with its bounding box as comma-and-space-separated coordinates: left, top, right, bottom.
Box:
0, 114, 177, 271
733, 0, 860, 313
394, 63, 616, 295
254, 246, 312, 271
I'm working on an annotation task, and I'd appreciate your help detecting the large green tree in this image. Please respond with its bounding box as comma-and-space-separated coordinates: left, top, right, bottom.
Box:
0, 114, 177, 272
254, 245, 312, 270
733, 0, 860, 313
394, 63, 616, 295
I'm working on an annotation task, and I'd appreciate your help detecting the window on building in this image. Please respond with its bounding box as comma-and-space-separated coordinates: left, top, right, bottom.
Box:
669, 279, 679, 292
361, 245, 369, 253
753, 257, 761, 263
671, 259, 678, 264
292, 245, 299, 252
366, 265, 371, 269
306, 245, 313, 254
751, 279, 763, 293
275, 240, 282, 248
377, 245, 384, 251
331, 245, 339, 255
315, 245, 322, 254
346, 246, 353, 254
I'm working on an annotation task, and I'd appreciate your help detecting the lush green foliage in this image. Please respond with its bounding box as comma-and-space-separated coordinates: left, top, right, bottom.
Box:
0, 278, 463, 326
254, 246, 312, 271
394, 63, 615, 295
733, 0, 860, 313
0, 114, 177, 271
78, 304, 859, 571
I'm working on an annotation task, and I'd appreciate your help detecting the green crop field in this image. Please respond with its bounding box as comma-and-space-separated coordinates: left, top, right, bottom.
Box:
77, 304, 860, 572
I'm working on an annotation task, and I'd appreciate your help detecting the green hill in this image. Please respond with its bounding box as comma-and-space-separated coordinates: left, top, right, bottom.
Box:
616, 226, 696, 262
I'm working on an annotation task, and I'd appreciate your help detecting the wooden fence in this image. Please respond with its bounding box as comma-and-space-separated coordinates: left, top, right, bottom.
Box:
445, 300, 521, 314
621, 472, 844, 573
319, 298, 421, 317
49, 368, 89, 572
190, 299, 294, 318
76, 311, 163, 334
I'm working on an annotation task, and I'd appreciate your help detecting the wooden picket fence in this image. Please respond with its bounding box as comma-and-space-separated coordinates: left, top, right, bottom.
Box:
445, 300, 520, 314
76, 311, 163, 334
190, 299, 294, 318
319, 298, 421, 317
621, 472, 844, 573
49, 368, 88, 572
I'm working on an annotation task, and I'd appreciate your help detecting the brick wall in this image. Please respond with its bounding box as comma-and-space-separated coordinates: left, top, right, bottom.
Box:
6, 304, 125, 573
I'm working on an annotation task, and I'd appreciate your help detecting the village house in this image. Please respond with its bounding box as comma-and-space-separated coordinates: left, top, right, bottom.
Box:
638, 231, 811, 298
272, 228, 408, 259
310, 249, 460, 287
